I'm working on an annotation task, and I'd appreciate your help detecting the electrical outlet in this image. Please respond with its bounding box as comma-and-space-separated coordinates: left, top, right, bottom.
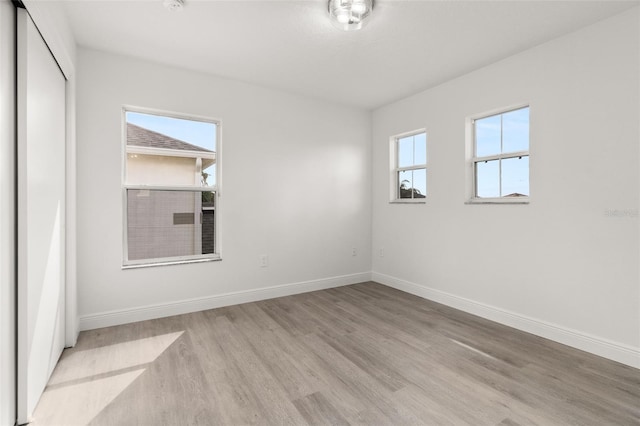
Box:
259, 254, 268, 267
379, 247, 384, 257
352, 247, 357, 256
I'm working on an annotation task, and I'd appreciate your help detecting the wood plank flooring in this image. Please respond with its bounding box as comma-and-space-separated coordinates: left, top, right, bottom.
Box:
31, 282, 640, 425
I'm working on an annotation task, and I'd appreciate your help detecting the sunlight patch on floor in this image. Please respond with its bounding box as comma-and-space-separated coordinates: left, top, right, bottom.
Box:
32, 368, 145, 426
47, 331, 184, 385
31, 331, 184, 425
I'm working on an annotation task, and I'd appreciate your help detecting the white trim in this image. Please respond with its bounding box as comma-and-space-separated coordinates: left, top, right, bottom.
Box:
474, 151, 529, 163
389, 200, 426, 205
469, 103, 530, 123
21, 0, 74, 80
123, 105, 220, 127
371, 272, 640, 369
465, 198, 529, 205
79, 272, 372, 331
123, 253, 220, 269
392, 128, 427, 140
16, 12, 29, 422
0, 3, 16, 425
78, 269, 640, 368
124, 185, 216, 192
65, 64, 78, 348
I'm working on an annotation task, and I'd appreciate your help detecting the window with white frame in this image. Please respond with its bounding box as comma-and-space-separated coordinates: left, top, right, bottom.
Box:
471, 106, 529, 200
392, 130, 427, 201
123, 108, 220, 266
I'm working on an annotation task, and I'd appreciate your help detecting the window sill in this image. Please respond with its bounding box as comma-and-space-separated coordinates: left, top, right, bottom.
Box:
390, 199, 427, 204
122, 255, 221, 270
465, 198, 529, 205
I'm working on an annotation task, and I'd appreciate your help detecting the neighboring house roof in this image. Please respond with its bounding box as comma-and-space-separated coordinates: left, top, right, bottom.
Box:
504, 193, 527, 197
127, 123, 213, 153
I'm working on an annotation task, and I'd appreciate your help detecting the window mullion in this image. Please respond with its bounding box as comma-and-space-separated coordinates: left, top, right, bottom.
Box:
500, 151, 529, 160
124, 184, 212, 192
398, 165, 426, 172
473, 153, 502, 163
474, 151, 528, 163
411, 169, 415, 199
500, 113, 504, 154
499, 114, 503, 196
499, 158, 503, 197
412, 135, 416, 169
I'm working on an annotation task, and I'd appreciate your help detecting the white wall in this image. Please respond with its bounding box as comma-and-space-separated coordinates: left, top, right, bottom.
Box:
371, 8, 640, 367
76, 48, 372, 328
0, 1, 16, 424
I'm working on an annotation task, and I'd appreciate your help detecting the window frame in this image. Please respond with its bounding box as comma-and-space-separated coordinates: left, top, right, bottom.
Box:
390, 128, 427, 204
121, 106, 222, 268
467, 104, 530, 204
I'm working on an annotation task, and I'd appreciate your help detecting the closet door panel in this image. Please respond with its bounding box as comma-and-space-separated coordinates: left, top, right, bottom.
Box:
17, 8, 66, 422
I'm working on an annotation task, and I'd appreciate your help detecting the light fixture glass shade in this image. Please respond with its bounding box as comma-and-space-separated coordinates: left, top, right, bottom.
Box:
328, 0, 373, 31
163, 0, 184, 11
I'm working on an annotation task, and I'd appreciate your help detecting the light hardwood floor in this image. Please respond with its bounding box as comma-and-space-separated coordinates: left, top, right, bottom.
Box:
32, 282, 640, 425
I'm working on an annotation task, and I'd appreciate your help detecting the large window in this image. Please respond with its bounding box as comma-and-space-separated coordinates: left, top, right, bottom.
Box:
122, 108, 219, 267
392, 130, 427, 201
471, 106, 529, 200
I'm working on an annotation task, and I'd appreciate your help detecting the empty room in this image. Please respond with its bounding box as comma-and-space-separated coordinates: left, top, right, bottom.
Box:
1, 0, 639, 425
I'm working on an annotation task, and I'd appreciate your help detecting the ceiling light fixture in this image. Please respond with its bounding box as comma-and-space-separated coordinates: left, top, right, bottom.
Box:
328, 0, 373, 31
163, 0, 184, 12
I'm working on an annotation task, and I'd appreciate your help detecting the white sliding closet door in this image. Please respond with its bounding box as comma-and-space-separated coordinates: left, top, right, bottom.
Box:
17, 8, 66, 423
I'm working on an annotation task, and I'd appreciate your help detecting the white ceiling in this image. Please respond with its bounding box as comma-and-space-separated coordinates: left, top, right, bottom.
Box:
60, 0, 639, 109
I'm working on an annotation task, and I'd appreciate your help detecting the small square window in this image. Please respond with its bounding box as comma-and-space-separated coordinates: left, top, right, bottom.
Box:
392, 130, 426, 201
471, 106, 529, 201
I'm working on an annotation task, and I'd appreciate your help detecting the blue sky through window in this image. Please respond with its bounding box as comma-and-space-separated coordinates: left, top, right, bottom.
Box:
398, 133, 426, 168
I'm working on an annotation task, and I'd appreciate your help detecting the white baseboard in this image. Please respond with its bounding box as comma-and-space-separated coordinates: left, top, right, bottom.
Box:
79, 270, 639, 369
372, 272, 640, 369
79, 272, 371, 331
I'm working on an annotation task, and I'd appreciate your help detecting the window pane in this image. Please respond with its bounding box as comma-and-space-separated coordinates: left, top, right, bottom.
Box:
398, 170, 413, 199
398, 136, 414, 168
502, 107, 529, 153
414, 133, 426, 165
501, 156, 529, 197
475, 114, 501, 157
412, 168, 426, 198
126, 111, 216, 152
126, 112, 217, 187
127, 189, 215, 261
476, 160, 500, 198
